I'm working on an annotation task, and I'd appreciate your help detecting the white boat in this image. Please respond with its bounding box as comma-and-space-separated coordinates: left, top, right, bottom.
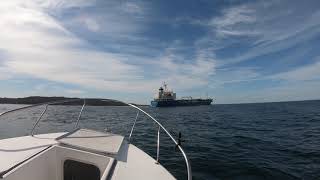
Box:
0, 99, 192, 180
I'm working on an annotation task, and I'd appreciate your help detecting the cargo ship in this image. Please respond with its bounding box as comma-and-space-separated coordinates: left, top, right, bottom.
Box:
151, 83, 213, 107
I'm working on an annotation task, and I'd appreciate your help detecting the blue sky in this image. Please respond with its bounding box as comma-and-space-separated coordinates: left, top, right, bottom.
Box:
0, 0, 320, 104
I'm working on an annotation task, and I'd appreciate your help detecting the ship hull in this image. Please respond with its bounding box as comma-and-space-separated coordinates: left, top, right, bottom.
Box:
151, 99, 213, 107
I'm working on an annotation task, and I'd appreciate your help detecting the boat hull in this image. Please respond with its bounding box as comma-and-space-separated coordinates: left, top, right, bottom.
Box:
151, 99, 212, 107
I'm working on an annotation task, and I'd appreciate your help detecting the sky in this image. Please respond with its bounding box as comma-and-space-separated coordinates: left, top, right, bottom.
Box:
0, 0, 320, 104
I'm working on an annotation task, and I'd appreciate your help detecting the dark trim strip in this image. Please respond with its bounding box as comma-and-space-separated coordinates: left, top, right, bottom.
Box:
55, 128, 80, 140
105, 160, 117, 180
58, 143, 117, 157
0, 145, 53, 179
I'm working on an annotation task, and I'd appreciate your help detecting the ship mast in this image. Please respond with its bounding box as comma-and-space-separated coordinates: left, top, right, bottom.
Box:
163, 82, 168, 92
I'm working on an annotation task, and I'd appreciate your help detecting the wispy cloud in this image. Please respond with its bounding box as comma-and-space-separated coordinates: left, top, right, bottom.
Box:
0, 0, 216, 99
211, 67, 262, 86
151, 42, 216, 90
188, 0, 320, 103
203, 0, 320, 66
209, 5, 258, 37
0, 67, 12, 80
31, 83, 85, 96
272, 58, 320, 81
0, 0, 144, 92
216, 80, 320, 104
246, 81, 320, 103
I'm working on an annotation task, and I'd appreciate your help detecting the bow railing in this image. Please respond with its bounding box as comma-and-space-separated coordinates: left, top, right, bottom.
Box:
0, 98, 192, 180
126, 103, 192, 180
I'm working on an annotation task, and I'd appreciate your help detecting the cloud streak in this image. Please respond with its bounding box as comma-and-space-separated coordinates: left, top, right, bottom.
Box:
203, 0, 320, 66
272, 59, 320, 81
0, 0, 215, 99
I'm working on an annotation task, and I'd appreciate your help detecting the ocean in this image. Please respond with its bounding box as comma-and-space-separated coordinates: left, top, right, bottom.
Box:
0, 100, 319, 180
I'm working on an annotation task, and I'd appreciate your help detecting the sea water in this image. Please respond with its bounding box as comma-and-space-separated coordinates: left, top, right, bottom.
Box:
0, 100, 319, 180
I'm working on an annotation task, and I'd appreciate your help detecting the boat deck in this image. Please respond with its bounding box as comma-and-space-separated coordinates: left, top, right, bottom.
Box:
57, 129, 124, 157
0, 133, 64, 178
0, 129, 175, 180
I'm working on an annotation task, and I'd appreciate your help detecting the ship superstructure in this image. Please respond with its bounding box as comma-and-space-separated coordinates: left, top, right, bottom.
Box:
151, 83, 213, 107
156, 83, 176, 100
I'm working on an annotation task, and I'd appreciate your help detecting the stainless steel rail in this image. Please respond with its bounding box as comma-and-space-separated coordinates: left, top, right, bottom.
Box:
0, 99, 80, 117
74, 99, 86, 129
156, 125, 160, 164
0, 98, 192, 180
128, 111, 139, 142
0, 99, 83, 135
30, 104, 48, 136
126, 103, 192, 180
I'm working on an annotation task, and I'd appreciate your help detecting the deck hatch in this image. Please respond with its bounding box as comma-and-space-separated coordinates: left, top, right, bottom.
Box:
64, 160, 100, 180
57, 129, 124, 156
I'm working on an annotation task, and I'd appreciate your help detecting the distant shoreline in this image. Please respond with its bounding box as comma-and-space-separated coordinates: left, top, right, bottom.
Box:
1, 96, 317, 106
0, 96, 147, 106
214, 99, 320, 105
